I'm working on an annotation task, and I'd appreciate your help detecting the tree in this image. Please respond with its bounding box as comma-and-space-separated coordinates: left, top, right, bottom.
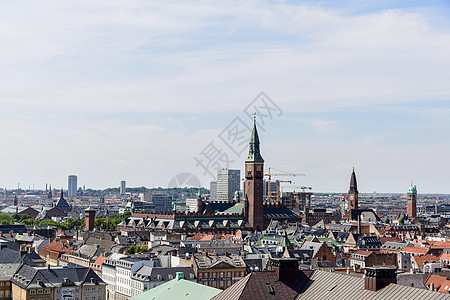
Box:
126, 245, 137, 255
399, 217, 404, 225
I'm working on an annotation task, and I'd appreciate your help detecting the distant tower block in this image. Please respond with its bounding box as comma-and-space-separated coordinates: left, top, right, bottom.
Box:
407, 185, 417, 218
85, 207, 96, 231
120, 181, 126, 196
348, 167, 359, 211
68, 175, 77, 197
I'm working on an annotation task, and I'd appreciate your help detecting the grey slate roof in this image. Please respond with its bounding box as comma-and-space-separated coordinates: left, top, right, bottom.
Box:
296, 270, 450, 300
0, 263, 19, 281
12, 264, 106, 289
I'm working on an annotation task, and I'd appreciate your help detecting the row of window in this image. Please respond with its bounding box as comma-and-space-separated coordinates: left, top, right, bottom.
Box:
202, 280, 232, 288
198, 271, 244, 279
0, 291, 11, 297
34, 287, 103, 295
0, 282, 10, 287
29, 289, 50, 295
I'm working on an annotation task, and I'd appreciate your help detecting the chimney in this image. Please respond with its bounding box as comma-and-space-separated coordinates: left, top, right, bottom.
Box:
365, 267, 397, 291
19, 245, 27, 257
271, 257, 300, 281
430, 283, 435, 291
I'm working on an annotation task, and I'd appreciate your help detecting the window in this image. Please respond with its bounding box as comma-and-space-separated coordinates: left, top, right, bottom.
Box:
92, 297, 96, 300
219, 281, 224, 288
30, 290, 36, 295
92, 288, 96, 292
98, 297, 102, 300
45, 289, 50, 294
86, 288, 90, 292
5, 282, 9, 287
98, 288, 102, 291
45, 298, 49, 300
38, 289, 43, 294
86, 297, 90, 300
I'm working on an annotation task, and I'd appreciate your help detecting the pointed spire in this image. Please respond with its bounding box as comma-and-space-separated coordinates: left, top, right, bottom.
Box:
349, 168, 358, 194
60, 189, 64, 199
245, 116, 264, 162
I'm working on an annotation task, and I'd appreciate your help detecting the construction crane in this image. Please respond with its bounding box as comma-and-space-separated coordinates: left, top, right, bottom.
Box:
264, 167, 305, 204
288, 185, 312, 193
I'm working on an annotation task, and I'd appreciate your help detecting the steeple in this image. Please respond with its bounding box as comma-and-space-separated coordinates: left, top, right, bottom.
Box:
349, 167, 358, 194
245, 116, 264, 163
348, 167, 359, 214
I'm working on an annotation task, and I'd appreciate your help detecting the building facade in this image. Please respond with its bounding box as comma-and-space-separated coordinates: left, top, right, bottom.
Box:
216, 169, 240, 202
68, 175, 77, 197
192, 254, 246, 290
150, 192, 173, 213
210, 181, 217, 201
120, 181, 126, 196
11, 264, 106, 300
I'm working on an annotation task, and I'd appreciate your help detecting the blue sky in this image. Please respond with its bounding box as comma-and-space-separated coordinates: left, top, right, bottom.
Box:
1, 0, 450, 193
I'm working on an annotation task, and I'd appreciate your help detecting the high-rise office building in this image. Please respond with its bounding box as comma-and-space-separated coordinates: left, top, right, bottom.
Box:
217, 169, 241, 202
68, 175, 77, 197
210, 181, 217, 201
120, 180, 126, 196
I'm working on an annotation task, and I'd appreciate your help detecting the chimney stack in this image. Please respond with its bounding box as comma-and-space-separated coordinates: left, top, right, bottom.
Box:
365, 267, 397, 291
271, 257, 300, 281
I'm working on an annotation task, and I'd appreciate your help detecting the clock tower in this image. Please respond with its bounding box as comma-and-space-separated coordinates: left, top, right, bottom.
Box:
348, 167, 359, 212
244, 119, 264, 231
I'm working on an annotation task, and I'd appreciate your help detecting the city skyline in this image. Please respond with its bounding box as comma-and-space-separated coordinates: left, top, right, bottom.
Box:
1, 1, 450, 193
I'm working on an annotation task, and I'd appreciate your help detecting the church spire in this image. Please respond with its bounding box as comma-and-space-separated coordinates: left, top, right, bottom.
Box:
349, 167, 358, 194
245, 116, 264, 162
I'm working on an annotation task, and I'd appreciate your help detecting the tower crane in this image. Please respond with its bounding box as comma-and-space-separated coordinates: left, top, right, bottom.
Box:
264, 167, 305, 204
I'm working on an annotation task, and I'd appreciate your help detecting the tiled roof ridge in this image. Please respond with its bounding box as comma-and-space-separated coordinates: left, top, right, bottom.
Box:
236, 273, 252, 300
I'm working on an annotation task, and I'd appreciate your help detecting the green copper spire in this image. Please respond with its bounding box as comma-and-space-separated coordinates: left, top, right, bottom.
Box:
245, 118, 264, 162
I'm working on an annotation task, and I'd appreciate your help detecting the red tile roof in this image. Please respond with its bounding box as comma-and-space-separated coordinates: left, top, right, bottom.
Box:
438, 280, 450, 293
425, 275, 448, 290
401, 246, 429, 255
413, 255, 439, 268
440, 253, 450, 261
352, 250, 373, 257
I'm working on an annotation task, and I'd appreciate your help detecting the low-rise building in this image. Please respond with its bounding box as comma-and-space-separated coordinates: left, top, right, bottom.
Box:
11, 264, 106, 300
192, 254, 246, 290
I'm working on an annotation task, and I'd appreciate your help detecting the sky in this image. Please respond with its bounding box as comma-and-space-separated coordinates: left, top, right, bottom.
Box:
1, 0, 450, 193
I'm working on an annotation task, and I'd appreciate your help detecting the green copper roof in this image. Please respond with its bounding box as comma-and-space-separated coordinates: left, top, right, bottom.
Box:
408, 185, 417, 194
245, 121, 264, 162
222, 202, 244, 214
129, 278, 221, 300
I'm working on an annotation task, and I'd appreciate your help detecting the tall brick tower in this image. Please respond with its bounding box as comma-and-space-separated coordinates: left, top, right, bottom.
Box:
407, 185, 417, 218
85, 207, 96, 231
348, 167, 359, 212
244, 119, 264, 231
